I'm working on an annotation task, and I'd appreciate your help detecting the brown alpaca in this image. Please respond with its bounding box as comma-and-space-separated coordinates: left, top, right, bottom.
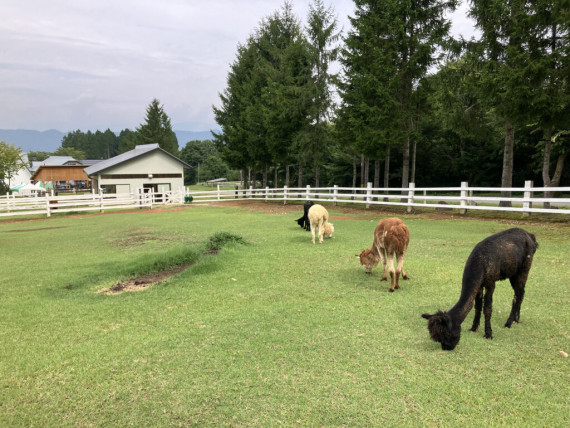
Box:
422, 228, 538, 351
357, 217, 409, 292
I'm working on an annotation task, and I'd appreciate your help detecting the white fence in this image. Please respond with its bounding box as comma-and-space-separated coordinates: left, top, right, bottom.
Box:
1, 182, 569, 218
0, 191, 156, 218
185, 181, 570, 216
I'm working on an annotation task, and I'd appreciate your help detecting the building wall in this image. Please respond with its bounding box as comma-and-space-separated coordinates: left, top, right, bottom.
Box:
96, 151, 185, 194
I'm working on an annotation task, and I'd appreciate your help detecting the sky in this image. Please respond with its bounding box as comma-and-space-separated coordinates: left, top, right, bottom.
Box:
0, 0, 476, 133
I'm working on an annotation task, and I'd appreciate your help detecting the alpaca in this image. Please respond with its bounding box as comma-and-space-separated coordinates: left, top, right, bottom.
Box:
296, 200, 314, 231
308, 204, 332, 244
357, 217, 409, 292
422, 228, 538, 351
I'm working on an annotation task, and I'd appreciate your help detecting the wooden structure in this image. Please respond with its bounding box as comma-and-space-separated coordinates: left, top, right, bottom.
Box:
31, 165, 92, 192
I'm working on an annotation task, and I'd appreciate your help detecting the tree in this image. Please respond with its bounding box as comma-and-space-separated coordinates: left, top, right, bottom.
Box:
468, 0, 567, 205
339, 0, 457, 190
214, 2, 312, 188
0, 142, 26, 193
53, 147, 86, 160
136, 99, 179, 155
301, 0, 341, 187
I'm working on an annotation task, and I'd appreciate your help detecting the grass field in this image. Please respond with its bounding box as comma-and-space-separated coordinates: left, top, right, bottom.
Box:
1, 202, 568, 426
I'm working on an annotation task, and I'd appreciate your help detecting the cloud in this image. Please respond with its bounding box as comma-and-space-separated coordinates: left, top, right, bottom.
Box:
0, 0, 474, 132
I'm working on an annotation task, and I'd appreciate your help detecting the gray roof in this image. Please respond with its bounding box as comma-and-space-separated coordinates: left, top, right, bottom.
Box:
30, 156, 77, 172
84, 144, 190, 176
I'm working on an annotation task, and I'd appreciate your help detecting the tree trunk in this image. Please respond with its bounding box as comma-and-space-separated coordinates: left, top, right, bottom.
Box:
542, 127, 553, 208
401, 134, 410, 190
273, 164, 278, 189
315, 165, 320, 188
364, 157, 370, 186
352, 155, 357, 200
411, 140, 417, 184
285, 165, 290, 188
373, 159, 380, 201
384, 145, 390, 200
499, 117, 514, 207
298, 164, 303, 188
263, 166, 268, 189
360, 154, 365, 187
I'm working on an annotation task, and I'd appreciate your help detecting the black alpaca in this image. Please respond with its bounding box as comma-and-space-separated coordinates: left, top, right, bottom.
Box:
422, 228, 538, 350
295, 200, 314, 231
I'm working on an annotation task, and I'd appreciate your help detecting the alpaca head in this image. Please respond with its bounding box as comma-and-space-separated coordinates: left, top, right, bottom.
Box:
421, 311, 461, 351
357, 248, 379, 274
296, 217, 305, 228
324, 223, 334, 238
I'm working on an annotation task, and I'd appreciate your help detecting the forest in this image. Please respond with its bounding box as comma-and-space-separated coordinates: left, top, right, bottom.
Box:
213, 0, 569, 191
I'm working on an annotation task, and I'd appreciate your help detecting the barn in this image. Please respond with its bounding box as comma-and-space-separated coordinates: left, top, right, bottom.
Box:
84, 144, 190, 194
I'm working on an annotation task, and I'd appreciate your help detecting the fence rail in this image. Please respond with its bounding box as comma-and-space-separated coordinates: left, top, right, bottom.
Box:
185, 181, 570, 216
1, 182, 569, 218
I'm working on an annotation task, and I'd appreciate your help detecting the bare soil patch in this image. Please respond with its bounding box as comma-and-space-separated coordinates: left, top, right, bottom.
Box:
4, 226, 69, 233
101, 262, 195, 295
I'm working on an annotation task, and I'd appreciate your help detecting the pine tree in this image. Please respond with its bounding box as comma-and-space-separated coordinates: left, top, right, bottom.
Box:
136, 99, 179, 155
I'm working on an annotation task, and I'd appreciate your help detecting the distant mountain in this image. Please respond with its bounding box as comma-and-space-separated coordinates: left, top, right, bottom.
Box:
0, 128, 216, 153
0, 129, 65, 153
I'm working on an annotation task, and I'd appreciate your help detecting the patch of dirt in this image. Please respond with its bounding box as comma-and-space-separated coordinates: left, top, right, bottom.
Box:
4, 226, 68, 233
110, 227, 171, 248
100, 262, 195, 295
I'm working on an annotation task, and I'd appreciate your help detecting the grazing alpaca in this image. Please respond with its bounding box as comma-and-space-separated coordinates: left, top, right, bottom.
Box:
308, 204, 332, 244
357, 217, 409, 292
296, 200, 314, 231
422, 228, 538, 351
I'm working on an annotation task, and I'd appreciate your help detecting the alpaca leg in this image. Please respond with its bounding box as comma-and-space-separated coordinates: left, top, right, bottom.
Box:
318, 219, 325, 243
470, 289, 483, 332
394, 252, 406, 288
505, 275, 527, 328
387, 252, 396, 292
483, 284, 496, 339
310, 222, 316, 244
400, 251, 408, 279
378, 248, 387, 281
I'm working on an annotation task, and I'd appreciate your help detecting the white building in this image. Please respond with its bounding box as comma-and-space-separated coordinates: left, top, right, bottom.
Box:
84, 144, 190, 194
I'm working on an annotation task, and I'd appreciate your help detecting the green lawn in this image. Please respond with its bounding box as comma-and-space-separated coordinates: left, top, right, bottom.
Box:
1, 204, 568, 426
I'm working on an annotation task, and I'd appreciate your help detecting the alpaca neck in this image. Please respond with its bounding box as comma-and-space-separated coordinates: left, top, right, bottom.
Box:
448, 275, 482, 325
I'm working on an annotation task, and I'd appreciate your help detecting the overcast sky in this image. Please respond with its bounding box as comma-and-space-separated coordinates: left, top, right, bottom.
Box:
0, 0, 476, 133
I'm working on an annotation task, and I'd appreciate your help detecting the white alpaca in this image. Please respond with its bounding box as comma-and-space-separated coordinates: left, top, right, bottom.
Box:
308, 204, 334, 244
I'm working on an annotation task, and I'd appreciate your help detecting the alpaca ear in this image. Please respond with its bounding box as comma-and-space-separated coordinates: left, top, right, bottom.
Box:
421, 313, 432, 320
355, 254, 360, 258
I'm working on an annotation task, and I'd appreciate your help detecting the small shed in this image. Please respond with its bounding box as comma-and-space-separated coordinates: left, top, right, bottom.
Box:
206, 178, 228, 187
31, 165, 92, 192
84, 144, 190, 194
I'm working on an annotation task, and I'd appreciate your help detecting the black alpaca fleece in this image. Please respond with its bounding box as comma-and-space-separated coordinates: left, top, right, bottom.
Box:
422, 228, 538, 350
295, 200, 314, 231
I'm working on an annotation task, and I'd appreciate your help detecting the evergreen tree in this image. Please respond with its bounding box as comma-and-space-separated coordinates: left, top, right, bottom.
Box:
339, 0, 457, 188
301, 0, 340, 187
136, 99, 179, 155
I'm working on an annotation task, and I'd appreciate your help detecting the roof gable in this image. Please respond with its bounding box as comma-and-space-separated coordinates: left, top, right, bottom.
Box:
84, 144, 190, 176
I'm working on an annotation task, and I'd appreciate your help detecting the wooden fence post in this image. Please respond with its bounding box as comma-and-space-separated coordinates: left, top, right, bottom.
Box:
283, 185, 288, 205
217, 184, 221, 201
366, 182, 372, 208
407, 183, 415, 213
306, 185, 311, 200
459, 181, 468, 215
523, 180, 533, 216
